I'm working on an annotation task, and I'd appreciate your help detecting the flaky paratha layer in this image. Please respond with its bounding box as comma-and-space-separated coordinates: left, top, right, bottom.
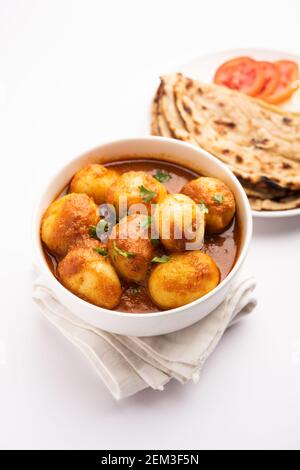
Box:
151, 74, 300, 210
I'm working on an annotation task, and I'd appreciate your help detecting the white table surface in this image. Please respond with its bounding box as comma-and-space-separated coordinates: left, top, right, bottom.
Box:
1, 0, 300, 450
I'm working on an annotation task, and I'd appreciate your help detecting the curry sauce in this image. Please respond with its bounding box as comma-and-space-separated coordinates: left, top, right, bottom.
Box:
43, 159, 240, 313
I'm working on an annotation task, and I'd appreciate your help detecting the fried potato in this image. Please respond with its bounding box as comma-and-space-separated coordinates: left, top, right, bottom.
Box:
148, 251, 220, 309
154, 193, 205, 252
108, 214, 154, 283
58, 247, 122, 309
70, 164, 119, 204
106, 171, 167, 216
41, 193, 99, 257
69, 237, 107, 251
182, 177, 236, 234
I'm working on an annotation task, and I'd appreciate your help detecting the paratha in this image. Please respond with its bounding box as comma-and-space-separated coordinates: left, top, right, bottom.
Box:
151, 74, 300, 210
250, 194, 300, 211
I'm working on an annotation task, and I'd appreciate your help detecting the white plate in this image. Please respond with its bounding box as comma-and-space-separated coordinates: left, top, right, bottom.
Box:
177, 48, 300, 219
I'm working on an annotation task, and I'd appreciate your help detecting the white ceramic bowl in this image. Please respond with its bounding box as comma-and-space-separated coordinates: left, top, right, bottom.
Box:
33, 137, 252, 336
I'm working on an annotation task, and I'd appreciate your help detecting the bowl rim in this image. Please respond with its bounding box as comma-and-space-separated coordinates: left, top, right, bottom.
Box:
34, 136, 253, 319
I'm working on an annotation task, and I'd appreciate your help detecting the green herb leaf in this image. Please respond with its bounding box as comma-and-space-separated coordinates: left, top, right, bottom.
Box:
113, 241, 135, 260
93, 247, 108, 256
151, 255, 170, 264
199, 202, 209, 214
129, 286, 141, 295
213, 193, 224, 204
139, 185, 157, 203
139, 216, 152, 230
154, 169, 172, 183
89, 225, 98, 239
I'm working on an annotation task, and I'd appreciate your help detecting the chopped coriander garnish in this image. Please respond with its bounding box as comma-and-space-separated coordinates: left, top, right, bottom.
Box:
113, 241, 135, 260
151, 255, 170, 264
151, 238, 160, 247
89, 225, 97, 238
129, 286, 141, 295
154, 169, 172, 183
93, 247, 108, 256
140, 216, 152, 230
199, 202, 209, 214
139, 185, 157, 203
213, 193, 224, 204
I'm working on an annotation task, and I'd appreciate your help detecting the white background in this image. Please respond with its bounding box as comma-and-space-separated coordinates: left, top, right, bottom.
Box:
1, 0, 300, 450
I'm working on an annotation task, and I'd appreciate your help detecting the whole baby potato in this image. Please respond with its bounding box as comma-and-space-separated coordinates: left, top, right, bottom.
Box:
70, 164, 119, 204
69, 237, 107, 252
41, 193, 98, 257
148, 251, 220, 309
58, 246, 122, 309
154, 193, 205, 252
106, 171, 167, 217
182, 177, 236, 234
108, 213, 155, 283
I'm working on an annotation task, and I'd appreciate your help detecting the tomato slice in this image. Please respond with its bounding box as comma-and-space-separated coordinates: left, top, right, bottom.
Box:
256, 62, 280, 99
214, 57, 265, 96
264, 60, 299, 104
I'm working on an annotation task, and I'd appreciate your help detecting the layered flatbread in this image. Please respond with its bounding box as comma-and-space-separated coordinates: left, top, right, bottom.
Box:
151, 74, 300, 210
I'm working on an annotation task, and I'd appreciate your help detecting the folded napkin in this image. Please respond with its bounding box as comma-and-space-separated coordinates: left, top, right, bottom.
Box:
32, 277, 256, 400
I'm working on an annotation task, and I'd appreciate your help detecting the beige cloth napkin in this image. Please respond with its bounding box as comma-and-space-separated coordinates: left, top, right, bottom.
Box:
32, 276, 256, 400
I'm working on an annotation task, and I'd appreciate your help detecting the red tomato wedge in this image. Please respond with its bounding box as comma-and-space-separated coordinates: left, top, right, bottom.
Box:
256, 62, 280, 99
264, 60, 299, 104
214, 57, 265, 97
